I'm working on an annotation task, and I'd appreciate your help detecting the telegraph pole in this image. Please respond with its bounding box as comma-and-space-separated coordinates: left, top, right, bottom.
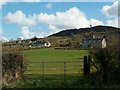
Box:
90, 24, 93, 60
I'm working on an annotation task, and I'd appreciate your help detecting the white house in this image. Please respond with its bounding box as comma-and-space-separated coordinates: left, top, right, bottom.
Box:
30, 41, 51, 48
45, 41, 51, 47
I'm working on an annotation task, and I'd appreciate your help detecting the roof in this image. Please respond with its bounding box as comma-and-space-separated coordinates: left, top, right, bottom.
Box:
33, 41, 46, 44
83, 37, 103, 43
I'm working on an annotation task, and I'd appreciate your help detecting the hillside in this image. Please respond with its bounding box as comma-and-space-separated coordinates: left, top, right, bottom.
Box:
3, 25, 120, 48
49, 26, 120, 37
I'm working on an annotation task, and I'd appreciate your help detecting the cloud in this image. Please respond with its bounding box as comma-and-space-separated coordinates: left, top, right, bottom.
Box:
21, 26, 30, 39
90, 18, 104, 26
101, 1, 119, 27
4, 10, 37, 26
49, 25, 61, 32
0, 28, 9, 42
44, 3, 52, 9
21, 26, 46, 39
5, 7, 104, 30
101, 1, 118, 18
106, 18, 118, 27
0, 36, 9, 42
4, 7, 105, 37
37, 7, 104, 33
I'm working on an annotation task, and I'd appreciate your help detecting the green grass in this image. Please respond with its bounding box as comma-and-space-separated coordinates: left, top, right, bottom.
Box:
17, 48, 89, 88
23, 48, 88, 74
23, 48, 88, 62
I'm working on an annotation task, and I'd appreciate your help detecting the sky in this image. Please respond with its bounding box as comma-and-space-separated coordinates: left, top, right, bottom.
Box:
0, 0, 119, 41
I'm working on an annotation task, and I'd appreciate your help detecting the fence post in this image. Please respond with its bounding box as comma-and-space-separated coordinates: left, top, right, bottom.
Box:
84, 56, 91, 77
64, 61, 67, 87
88, 55, 91, 74
84, 56, 88, 77
42, 61, 44, 85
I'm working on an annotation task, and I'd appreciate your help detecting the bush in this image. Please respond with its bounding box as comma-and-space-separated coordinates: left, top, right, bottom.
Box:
2, 46, 24, 87
91, 32, 120, 83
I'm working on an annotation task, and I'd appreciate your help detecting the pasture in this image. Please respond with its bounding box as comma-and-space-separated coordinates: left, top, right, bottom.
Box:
23, 48, 88, 74
17, 48, 89, 88
23, 48, 88, 62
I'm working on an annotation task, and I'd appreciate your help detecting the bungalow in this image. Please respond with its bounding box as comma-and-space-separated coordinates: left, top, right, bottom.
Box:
30, 41, 51, 48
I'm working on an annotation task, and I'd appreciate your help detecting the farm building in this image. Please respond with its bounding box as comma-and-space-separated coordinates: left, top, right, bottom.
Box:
82, 36, 106, 49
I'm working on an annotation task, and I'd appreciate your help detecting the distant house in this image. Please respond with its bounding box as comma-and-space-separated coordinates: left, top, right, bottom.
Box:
82, 37, 106, 49
30, 41, 51, 48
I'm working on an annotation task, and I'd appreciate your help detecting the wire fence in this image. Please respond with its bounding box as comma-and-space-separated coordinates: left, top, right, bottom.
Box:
25, 59, 83, 86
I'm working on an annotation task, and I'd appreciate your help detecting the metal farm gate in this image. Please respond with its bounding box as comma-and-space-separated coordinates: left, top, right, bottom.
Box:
24, 59, 83, 87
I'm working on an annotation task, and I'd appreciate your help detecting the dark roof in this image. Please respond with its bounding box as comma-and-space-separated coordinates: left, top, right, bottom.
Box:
83, 37, 103, 42
33, 41, 46, 44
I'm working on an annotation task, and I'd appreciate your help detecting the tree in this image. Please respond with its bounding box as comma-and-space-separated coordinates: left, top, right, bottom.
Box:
31, 36, 38, 41
92, 31, 120, 81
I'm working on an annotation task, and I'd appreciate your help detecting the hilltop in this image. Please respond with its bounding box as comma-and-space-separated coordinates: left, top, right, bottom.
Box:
49, 26, 120, 37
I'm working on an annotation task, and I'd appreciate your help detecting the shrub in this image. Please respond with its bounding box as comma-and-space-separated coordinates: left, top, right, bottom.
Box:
91, 32, 120, 83
2, 46, 24, 87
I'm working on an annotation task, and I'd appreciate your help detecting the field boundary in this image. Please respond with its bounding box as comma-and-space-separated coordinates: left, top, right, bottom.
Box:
25, 59, 83, 87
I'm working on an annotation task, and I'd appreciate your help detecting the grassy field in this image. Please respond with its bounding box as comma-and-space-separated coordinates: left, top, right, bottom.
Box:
16, 48, 89, 88
23, 48, 88, 62
23, 48, 88, 74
